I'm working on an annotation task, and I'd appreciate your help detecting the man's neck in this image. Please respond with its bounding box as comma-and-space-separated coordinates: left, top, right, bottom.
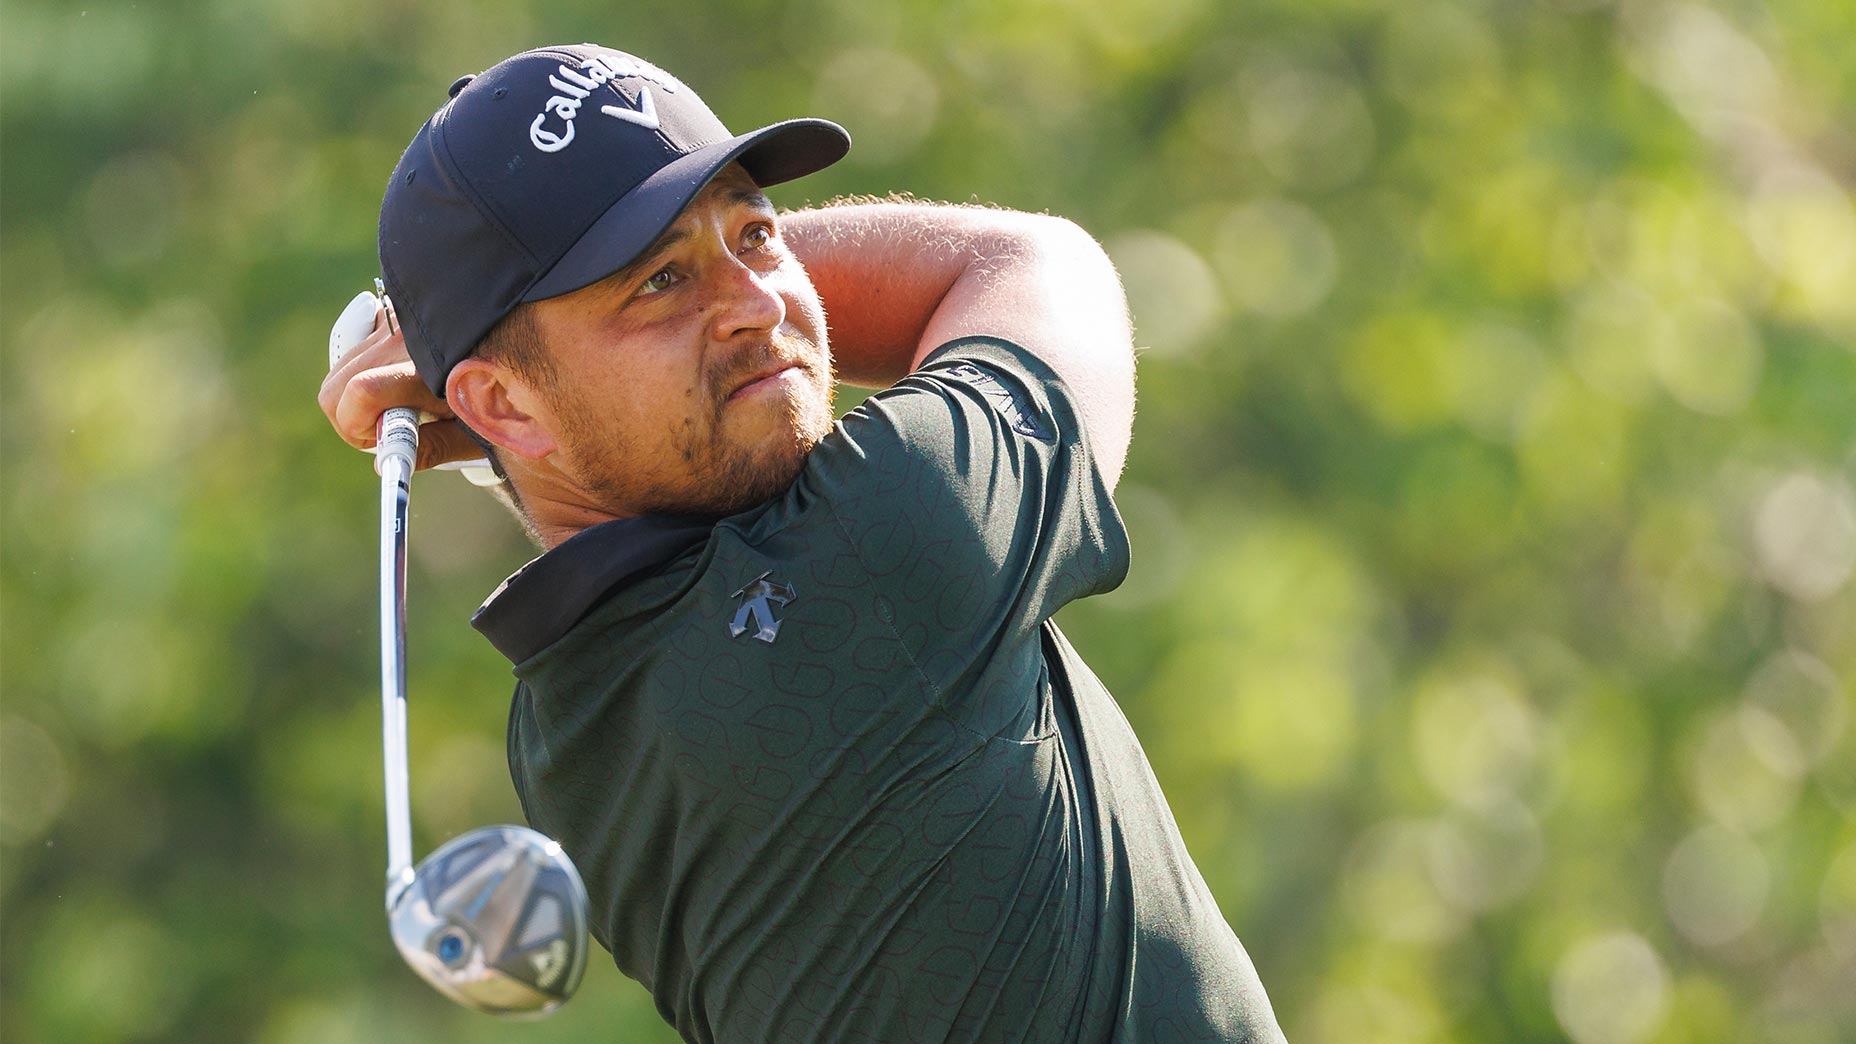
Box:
532, 504, 629, 550
512, 475, 633, 551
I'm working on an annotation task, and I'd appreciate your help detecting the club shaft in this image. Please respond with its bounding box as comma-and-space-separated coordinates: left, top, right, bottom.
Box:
378, 408, 420, 906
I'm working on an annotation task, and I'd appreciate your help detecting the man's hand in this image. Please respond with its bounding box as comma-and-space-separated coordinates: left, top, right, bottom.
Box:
317, 301, 483, 471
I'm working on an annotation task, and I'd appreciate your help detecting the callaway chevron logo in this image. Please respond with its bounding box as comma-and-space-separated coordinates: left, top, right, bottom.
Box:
529, 53, 686, 153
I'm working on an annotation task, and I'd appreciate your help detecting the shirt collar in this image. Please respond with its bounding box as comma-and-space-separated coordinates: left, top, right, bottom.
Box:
471, 513, 716, 664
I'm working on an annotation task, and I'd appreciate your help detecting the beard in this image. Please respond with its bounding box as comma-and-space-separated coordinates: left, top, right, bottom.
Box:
549, 328, 836, 520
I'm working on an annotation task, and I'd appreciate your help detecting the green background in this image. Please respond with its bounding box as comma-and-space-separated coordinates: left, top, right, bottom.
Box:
3, 1, 1854, 1041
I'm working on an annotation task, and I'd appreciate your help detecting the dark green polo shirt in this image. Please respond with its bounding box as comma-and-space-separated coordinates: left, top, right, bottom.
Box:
474, 337, 1284, 1043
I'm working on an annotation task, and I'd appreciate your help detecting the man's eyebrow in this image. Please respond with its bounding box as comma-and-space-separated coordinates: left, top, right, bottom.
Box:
729, 187, 775, 212
590, 187, 777, 299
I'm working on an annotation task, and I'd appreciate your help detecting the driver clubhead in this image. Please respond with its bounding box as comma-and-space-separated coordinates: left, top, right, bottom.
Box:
387, 825, 590, 1017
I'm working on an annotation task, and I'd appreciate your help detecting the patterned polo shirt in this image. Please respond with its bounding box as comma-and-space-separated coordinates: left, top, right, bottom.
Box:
473, 337, 1284, 1043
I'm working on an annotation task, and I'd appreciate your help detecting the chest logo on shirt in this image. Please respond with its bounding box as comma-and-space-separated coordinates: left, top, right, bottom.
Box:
728, 571, 796, 643
945, 363, 1052, 441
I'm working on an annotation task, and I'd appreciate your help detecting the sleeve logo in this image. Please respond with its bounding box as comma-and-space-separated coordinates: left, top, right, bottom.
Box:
945, 363, 1052, 441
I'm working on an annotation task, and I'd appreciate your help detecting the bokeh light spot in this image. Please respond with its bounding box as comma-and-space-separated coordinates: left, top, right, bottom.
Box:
1517, 372, 1632, 518
1752, 472, 1856, 602
1651, 297, 1762, 416
1212, 198, 1338, 318
1663, 825, 1769, 947
1742, 650, 1847, 769
1625, 2, 1780, 140
1240, 58, 1375, 192
1105, 230, 1224, 356
1381, 5, 1501, 120
1744, 164, 1856, 328
1452, 322, 1549, 444
1688, 707, 1803, 832
0, 716, 70, 846
1426, 798, 1544, 913
1412, 663, 1541, 805
1551, 931, 1672, 1044
1564, 284, 1659, 405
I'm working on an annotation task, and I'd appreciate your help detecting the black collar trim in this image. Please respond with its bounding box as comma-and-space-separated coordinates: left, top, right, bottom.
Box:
471, 513, 715, 664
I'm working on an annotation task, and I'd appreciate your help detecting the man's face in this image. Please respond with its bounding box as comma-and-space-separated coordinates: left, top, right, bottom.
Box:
524, 164, 835, 519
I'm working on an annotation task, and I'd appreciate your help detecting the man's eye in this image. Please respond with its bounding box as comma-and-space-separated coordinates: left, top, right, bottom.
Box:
640, 268, 676, 294
742, 224, 772, 251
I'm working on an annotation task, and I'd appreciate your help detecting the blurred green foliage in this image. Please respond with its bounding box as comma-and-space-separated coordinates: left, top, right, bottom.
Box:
4, 0, 1855, 1041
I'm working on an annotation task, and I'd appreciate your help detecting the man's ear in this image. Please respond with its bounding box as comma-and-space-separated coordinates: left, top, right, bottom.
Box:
446, 359, 558, 462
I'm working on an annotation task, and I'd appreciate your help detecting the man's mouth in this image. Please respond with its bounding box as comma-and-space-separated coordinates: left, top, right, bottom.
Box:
725, 363, 804, 402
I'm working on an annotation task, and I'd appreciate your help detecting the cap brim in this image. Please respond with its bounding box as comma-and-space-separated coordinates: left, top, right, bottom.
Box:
523, 118, 850, 302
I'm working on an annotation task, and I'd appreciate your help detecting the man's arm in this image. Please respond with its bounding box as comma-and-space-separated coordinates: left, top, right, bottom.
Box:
319, 200, 1139, 482
782, 202, 1136, 488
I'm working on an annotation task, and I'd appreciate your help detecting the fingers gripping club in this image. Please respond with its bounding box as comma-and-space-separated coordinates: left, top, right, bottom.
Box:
327, 286, 499, 485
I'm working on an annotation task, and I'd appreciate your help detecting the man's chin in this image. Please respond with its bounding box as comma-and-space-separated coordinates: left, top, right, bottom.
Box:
570, 377, 834, 521
661, 424, 826, 520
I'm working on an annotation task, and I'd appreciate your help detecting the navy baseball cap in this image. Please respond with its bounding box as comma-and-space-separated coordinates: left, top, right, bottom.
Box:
378, 44, 851, 396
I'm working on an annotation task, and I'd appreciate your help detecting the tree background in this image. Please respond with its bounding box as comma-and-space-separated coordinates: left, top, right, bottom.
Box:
3, 1, 1854, 1041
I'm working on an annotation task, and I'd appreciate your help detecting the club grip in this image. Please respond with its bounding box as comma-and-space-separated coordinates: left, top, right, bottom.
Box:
377, 407, 421, 471
330, 290, 381, 369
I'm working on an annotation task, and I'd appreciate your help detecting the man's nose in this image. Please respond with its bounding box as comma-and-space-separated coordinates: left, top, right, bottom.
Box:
709, 257, 786, 341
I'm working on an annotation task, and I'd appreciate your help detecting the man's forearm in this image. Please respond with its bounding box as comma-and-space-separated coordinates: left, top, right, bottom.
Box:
781, 202, 1022, 388
780, 200, 1137, 483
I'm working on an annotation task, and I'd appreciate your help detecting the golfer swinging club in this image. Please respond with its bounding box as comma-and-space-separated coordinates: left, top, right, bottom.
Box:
319, 42, 1286, 1043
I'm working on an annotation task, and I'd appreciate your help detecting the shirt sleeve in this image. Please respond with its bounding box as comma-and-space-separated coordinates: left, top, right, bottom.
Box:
785, 335, 1131, 725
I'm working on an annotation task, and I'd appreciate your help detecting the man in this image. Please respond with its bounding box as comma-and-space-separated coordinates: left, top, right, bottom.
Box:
320, 43, 1285, 1043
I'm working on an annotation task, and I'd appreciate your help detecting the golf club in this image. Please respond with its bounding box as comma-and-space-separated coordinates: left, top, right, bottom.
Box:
329, 288, 591, 1017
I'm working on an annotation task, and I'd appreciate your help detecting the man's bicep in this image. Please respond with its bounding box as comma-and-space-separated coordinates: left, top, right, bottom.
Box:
797, 343, 1131, 645
914, 215, 1136, 491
